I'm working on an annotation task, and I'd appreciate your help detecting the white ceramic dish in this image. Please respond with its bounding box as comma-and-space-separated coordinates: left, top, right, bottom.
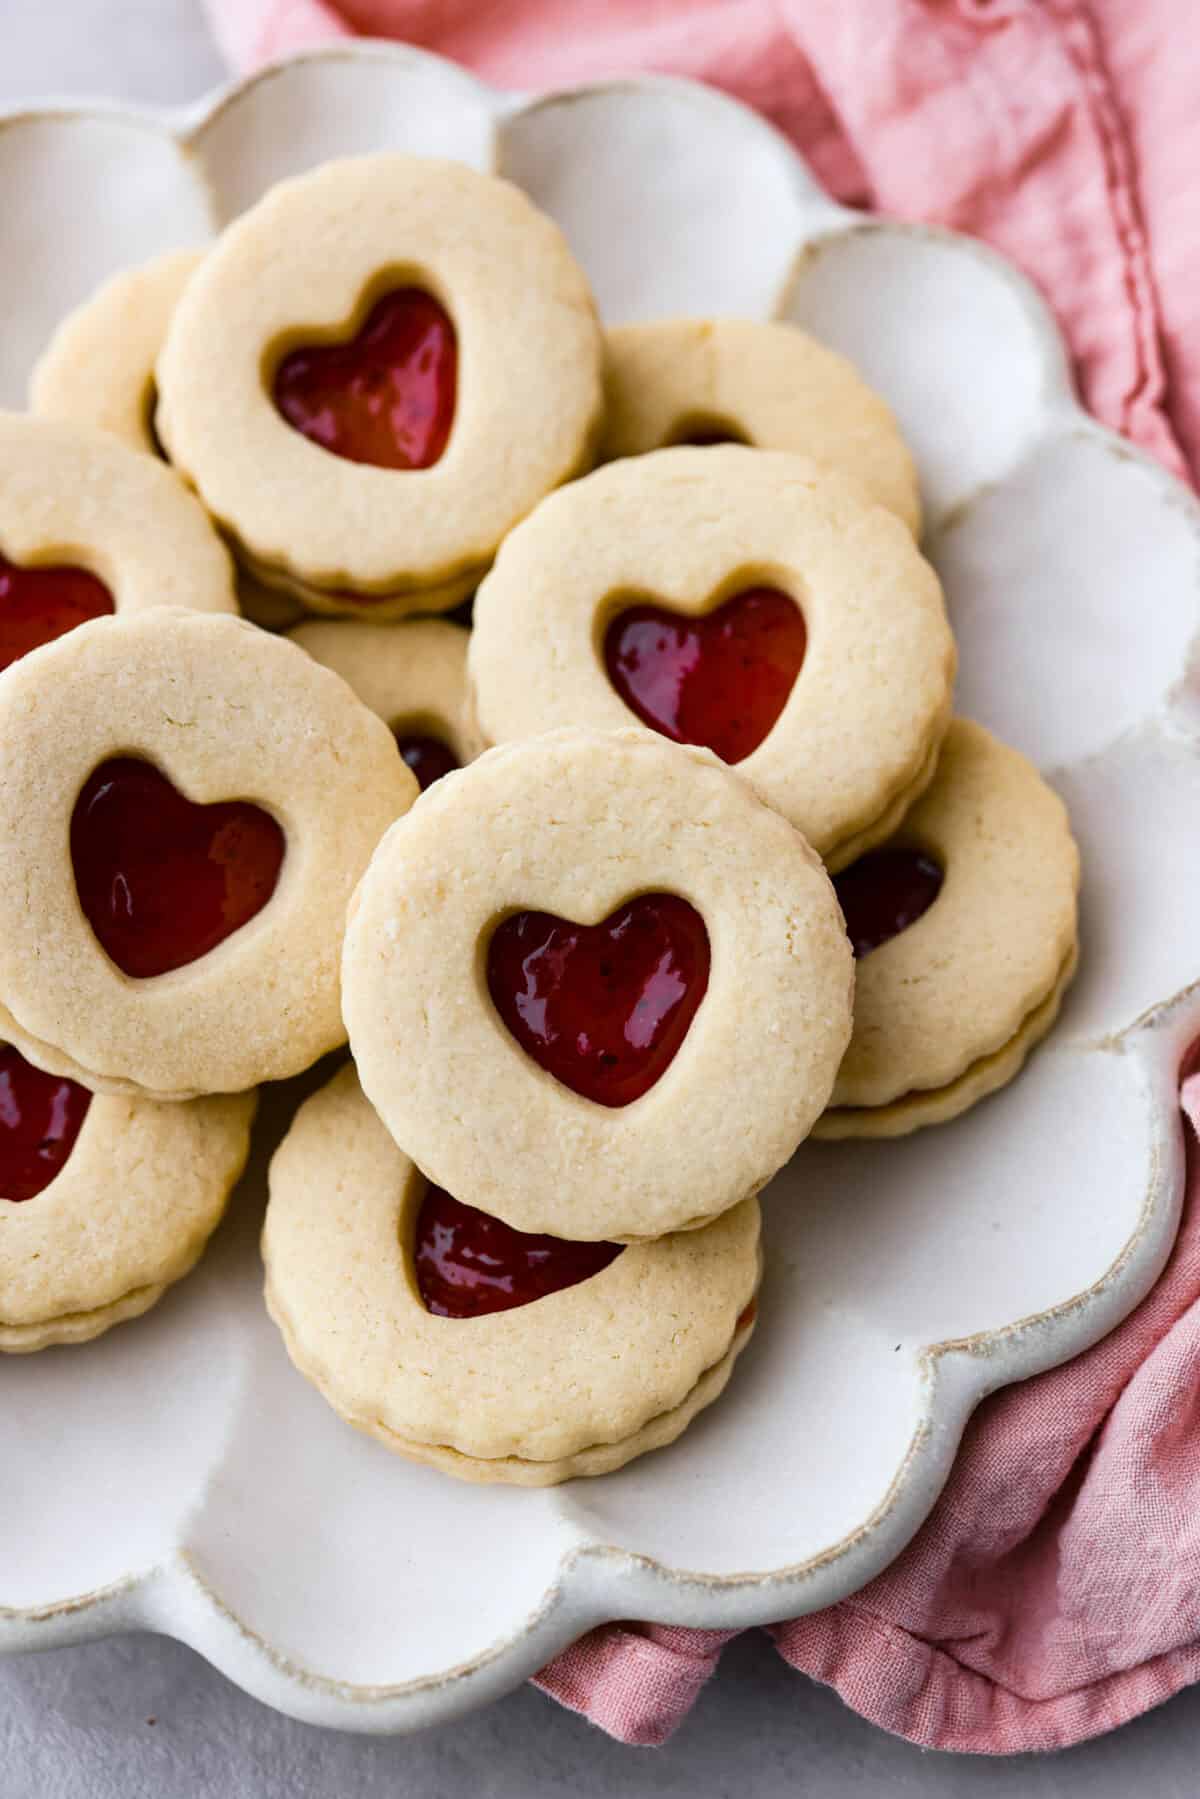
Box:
1, 44, 1197, 1735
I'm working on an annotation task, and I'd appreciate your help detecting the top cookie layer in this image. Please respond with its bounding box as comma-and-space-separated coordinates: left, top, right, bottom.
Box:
0, 609, 415, 1098
155, 154, 604, 601
469, 447, 955, 869
343, 727, 853, 1242
602, 317, 920, 533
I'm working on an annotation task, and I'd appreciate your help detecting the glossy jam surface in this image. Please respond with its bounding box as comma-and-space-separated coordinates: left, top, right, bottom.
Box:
0, 1044, 91, 1203
604, 587, 806, 765
71, 758, 285, 979
833, 848, 944, 958
487, 894, 710, 1107
414, 1183, 622, 1319
273, 287, 456, 470
0, 553, 114, 674
394, 731, 460, 791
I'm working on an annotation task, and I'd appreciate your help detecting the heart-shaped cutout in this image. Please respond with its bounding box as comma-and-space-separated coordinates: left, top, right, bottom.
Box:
272, 287, 457, 470
833, 848, 944, 958
486, 893, 710, 1107
414, 1183, 621, 1318
394, 730, 459, 792
0, 553, 114, 674
604, 586, 806, 764
71, 758, 285, 979
0, 1042, 91, 1203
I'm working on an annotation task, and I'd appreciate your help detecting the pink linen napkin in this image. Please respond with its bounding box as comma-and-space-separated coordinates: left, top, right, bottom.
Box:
204, 0, 1200, 1750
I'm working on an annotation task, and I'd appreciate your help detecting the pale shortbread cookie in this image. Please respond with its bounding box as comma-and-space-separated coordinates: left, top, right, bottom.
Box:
603, 318, 920, 533
0, 410, 236, 621
289, 617, 477, 763
155, 155, 604, 614
1, 1056, 254, 1352
815, 719, 1080, 1138
30, 249, 204, 455
26, 264, 307, 634
468, 448, 955, 871
343, 728, 854, 1242
263, 1063, 760, 1483
0, 609, 415, 1101
818, 946, 1078, 1140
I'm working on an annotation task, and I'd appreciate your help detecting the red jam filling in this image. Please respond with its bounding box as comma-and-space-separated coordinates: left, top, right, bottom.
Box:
70, 758, 285, 979
832, 848, 944, 959
414, 1183, 621, 1319
394, 731, 460, 792
272, 287, 456, 470
604, 586, 806, 765
0, 1043, 91, 1203
0, 553, 114, 674
486, 893, 710, 1107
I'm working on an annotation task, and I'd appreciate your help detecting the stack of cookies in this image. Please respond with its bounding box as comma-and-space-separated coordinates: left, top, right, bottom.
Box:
0, 154, 1080, 1485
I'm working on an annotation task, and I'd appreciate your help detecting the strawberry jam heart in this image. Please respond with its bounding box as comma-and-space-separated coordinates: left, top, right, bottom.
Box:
272, 287, 456, 470
486, 893, 710, 1107
71, 758, 285, 979
604, 587, 806, 765
394, 731, 459, 792
414, 1183, 621, 1319
0, 1043, 91, 1203
0, 552, 114, 675
832, 848, 944, 958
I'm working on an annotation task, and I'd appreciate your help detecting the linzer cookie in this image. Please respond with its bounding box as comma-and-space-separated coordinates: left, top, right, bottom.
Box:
0, 410, 236, 675
264, 1063, 761, 1484
155, 155, 604, 617
290, 616, 476, 789
343, 728, 853, 1242
0, 1043, 254, 1352
30, 249, 204, 456
817, 719, 1080, 1137
603, 317, 920, 532
0, 609, 415, 1100
469, 447, 954, 870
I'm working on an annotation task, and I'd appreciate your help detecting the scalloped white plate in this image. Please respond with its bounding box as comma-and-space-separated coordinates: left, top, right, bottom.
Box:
2, 43, 1198, 1735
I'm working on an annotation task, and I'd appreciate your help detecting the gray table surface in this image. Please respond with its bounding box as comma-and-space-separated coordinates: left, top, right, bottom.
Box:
2, 6, 1197, 1794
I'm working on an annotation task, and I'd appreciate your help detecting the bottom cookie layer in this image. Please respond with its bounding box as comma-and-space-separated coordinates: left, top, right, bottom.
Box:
0, 1279, 168, 1354
822, 723, 946, 876
240, 548, 478, 622
813, 945, 1078, 1140
268, 1284, 757, 1486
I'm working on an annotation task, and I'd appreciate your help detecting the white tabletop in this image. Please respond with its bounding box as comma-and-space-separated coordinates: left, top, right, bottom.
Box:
3, 5, 1199, 1792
